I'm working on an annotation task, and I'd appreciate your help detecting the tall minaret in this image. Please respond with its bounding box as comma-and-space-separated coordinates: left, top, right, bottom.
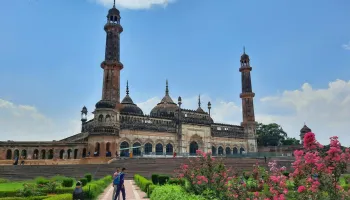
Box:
101, 0, 123, 103
91, 1, 121, 141
239, 47, 257, 152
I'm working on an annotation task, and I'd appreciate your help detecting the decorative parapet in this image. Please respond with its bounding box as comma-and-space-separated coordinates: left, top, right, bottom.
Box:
120, 114, 177, 133
211, 123, 245, 138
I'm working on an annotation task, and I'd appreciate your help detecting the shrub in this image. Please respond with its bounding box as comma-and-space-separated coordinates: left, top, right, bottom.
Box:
35, 177, 49, 185
158, 175, 170, 185
18, 183, 43, 197
0, 178, 9, 183
79, 178, 88, 186
43, 193, 72, 200
151, 174, 159, 185
134, 174, 153, 193
0, 197, 47, 200
150, 185, 205, 200
84, 173, 92, 182
282, 171, 290, 177
49, 175, 67, 182
61, 178, 74, 188
43, 182, 58, 193
82, 175, 112, 199
147, 184, 157, 197
168, 178, 185, 186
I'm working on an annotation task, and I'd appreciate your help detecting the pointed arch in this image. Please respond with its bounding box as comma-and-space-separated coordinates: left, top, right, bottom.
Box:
41, 149, 46, 159
189, 141, 199, 155
74, 149, 78, 159
33, 149, 39, 159
59, 150, 65, 159
6, 149, 12, 160
67, 149, 72, 159
155, 143, 163, 155
218, 146, 224, 155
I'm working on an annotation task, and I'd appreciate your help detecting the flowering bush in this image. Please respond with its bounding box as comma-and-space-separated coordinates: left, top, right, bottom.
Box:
175, 132, 350, 200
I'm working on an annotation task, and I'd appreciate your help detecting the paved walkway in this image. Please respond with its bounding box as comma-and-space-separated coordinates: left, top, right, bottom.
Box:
98, 180, 149, 200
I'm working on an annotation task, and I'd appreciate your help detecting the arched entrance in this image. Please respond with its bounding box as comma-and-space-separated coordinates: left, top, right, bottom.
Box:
74, 149, 78, 159
232, 147, 238, 154
67, 149, 72, 159
33, 149, 39, 159
144, 143, 152, 155
212, 146, 217, 156
41, 150, 46, 159
218, 146, 223, 155
14, 149, 19, 158
225, 147, 231, 155
82, 148, 87, 158
189, 141, 198, 155
240, 147, 245, 155
94, 142, 100, 156
155, 143, 163, 155
21, 150, 27, 159
120, 141, 129, 157
59, 150, 65, 159
133, 142, 141, 156
166, 143, 173, 155
6, 150, 12, 160
48, 149, 54, 159
106, 142, 111, 157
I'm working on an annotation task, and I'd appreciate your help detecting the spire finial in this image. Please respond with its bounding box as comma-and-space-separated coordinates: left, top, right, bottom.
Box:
165, 79, 169, 96
243, 46, 246, 54
126, 80, 129, 95
113, 0, 116, 8
198, 94, 201, 108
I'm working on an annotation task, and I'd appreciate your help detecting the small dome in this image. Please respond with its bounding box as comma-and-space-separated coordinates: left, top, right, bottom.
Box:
241, 53, 249, 60
150, 80, 179, 117
119, 81, 143, 116
108, 7, 120, 16
196, 107, 205, 113
81, 106, 88, 114
95, 100, 116, 109
300, 124, 311, 133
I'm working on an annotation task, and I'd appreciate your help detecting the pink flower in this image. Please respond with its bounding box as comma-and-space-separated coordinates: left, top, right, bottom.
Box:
297, 185, 306, 193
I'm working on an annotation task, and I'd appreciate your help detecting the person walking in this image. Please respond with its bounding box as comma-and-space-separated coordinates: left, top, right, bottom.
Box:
114, 168, 126, 200
112, 168, 120, 200
73, 181, 84, 200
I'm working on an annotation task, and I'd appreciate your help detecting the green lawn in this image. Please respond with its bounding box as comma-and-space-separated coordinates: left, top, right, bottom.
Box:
0, 181, 33, 191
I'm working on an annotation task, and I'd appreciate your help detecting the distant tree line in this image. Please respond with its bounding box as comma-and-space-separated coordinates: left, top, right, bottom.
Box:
255, 122, 300, 147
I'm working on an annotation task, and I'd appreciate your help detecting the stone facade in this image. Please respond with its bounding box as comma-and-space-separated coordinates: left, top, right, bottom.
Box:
0, 4, 259, 161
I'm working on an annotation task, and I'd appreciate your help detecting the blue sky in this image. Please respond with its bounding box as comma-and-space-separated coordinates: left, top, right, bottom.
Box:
0, 0, 350, 144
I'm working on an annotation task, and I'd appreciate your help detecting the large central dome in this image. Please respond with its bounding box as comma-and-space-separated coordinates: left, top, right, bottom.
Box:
150, 80, 179, 118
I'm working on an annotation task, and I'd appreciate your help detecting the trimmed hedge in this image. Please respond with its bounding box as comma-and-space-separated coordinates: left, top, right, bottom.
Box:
84, 173, 93, 182
0, 197, 47, 200
158, 175, 170, 185
61, 178, 74, 188
134, 174, 154, 197
79, 178, 88, 186
168, 178, 185, 186
82, 175, 112, 199
151, 174, 159, 185
35, 177, 49, 185
43, 193, 72, 200
150, 185, 205, 200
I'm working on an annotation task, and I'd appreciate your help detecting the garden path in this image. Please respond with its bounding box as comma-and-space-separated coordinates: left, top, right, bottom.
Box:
98, 180, 149, 200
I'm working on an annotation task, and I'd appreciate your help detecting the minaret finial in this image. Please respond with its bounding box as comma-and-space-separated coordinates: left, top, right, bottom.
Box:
243, 46, 246, 54
126, 80, 129, 95
113, 0, 116, 8
198, 94, 201, 108
165, 79, 169, 96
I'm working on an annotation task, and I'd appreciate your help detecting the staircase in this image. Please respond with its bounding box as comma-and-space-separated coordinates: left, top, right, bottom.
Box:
0, 157, 290, 181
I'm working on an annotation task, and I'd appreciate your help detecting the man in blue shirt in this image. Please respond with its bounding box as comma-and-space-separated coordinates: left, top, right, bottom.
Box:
114, 168, 126, 200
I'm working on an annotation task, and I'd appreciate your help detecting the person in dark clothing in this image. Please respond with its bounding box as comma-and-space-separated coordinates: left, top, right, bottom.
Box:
264, 156, 267, 163
13, 156, 18, 165
73, 181, 84, 200
114, 168, 126, 200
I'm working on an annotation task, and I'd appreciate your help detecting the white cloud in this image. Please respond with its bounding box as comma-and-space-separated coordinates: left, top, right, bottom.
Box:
137, 79, 350, 146
342, 42, 350, 50
94, 0, 175, 9
0, 99, 81, 141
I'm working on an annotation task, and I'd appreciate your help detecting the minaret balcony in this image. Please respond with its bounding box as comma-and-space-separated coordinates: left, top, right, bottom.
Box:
240, 92, 255, 98
239, 66, 252, 72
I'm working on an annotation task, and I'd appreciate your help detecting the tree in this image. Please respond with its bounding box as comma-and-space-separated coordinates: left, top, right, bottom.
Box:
255, 122, 299, 146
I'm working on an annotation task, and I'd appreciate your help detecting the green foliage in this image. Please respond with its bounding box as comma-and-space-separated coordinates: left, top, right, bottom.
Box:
0, 196, 47, 200
18, 183, 43, 197
0, 179, 8, 184
150, 185, 205, 200
282, 171, 290, 177
43, 193, 72, 200
256, 122, 288, 146
79, 178, 88, 186
158, 175, 170, 185
282, 137, 300, 145
168, 178, 185, 186
242, 171, 251, 180
43, 182, 58, 193
35, 177, 49, 186
61, 178, 74, 188
84, 173, 92, 182
148, 184, 157, 197
134, 174, 153, 193
151, 174, 159, 185
82, 175, 112, 199
49, 176, 67, 182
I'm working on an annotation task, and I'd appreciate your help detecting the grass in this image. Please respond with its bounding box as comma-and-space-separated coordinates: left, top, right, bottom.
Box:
0, 181, 33, 191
